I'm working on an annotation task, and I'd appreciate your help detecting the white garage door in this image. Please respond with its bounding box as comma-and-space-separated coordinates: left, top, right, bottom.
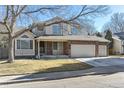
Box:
71, 44, 95, 57
98, 45, 107, 56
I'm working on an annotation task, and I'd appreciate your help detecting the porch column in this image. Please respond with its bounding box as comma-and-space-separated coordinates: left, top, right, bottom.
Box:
38, 40, 40, 58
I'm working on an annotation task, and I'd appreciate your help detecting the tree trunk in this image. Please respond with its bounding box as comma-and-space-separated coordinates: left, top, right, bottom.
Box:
8, 36, 14, 63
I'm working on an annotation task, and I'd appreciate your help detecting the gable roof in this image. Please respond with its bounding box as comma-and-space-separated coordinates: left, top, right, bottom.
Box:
36, 16, 80, 27
114, 32, 124, 40
114, 32, 124, 35
36, 35, 110, 43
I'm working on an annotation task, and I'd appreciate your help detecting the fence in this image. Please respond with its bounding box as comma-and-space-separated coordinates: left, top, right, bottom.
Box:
0, 47, 8, 59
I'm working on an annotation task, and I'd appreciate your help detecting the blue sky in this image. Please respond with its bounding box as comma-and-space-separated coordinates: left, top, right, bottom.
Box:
15, 5, 124, 31
95, 5, 124, 32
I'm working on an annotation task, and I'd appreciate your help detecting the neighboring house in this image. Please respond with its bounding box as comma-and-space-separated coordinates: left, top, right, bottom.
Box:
112, 32, 124, 54
0, 24, 9, 59
14, 17, 110, 58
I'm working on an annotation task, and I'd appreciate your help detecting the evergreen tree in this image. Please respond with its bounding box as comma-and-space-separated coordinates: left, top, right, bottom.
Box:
96, 32, 102, 37
105, 30, 112, 41
105, 29, 113, 48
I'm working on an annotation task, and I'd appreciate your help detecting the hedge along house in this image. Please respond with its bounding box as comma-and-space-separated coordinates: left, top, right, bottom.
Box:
14, 17, 110, 58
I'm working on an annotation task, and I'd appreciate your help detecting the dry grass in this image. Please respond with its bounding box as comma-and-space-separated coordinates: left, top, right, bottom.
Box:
0, 59, 92, 76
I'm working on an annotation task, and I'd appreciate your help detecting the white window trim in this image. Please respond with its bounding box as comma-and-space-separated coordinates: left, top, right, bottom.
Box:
16, 38, 34, 50
52, 24, 62, 35
52, 42, 63, 51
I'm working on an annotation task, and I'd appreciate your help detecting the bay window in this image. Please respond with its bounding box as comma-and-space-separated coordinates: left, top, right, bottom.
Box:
17, 40, 33, 49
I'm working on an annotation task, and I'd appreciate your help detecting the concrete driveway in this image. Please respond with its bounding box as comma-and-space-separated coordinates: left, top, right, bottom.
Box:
76, 56, 124, 67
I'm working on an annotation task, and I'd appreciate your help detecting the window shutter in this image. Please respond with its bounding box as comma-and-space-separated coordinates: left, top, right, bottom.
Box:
17, 40, 20, 49
30, 40, 33, 49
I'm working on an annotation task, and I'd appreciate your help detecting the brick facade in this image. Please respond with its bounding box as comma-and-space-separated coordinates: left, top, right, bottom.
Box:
62, 41, 71, 56
37, 40, 108, 57
46, 41, 52, 55
63, 42, 70, 55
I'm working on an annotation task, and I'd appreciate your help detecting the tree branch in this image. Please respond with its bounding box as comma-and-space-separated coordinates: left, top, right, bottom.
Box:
0, 32, 9, 34
12, 24, 36, 38
22, 7, 61, 14
0, 22, 5, 25
11, 5, 109, 39
3, 5, 9, 22
15, 5, 27, 17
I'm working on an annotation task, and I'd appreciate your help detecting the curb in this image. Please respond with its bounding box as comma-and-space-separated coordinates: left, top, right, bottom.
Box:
1, 65, 123, 85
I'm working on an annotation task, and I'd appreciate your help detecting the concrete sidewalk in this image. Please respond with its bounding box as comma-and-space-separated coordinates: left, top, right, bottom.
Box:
1, 65, 124, 85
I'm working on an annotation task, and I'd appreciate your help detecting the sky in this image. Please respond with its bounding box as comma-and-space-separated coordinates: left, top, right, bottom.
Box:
95, 5, 124, 32
1, 5, 123, 32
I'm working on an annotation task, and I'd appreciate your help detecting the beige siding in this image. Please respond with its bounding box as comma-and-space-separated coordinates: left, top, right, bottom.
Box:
113, 37, 122, 54
98, 45, 107, 56
15, 31, 35, 56
45, 23, 72, 35
62, 23, 70, 35
45, 26, 53, 35
41, 17, 76, 35
15, 49, 35, 56
0, 34, 8, 40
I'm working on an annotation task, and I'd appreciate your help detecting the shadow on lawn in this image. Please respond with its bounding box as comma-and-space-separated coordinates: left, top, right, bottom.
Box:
12, 62, 93, 80
12, 57, 124, 81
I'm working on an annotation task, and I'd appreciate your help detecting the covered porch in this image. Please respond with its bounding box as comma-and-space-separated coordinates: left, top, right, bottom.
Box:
36, 40, 70, 58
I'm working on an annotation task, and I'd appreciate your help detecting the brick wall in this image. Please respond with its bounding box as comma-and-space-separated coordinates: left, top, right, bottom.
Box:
63, 42, 70, 55
46, 41, 52, 55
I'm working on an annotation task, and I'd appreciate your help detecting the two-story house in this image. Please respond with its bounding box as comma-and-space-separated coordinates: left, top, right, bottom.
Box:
112, 32, 124, 54
14, 17, 109, 58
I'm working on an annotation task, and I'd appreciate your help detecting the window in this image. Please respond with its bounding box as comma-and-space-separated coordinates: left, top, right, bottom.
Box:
30, 40, 33, 49
58, 42, 63, 50
71, 27, 79, 35
53, 42, 58, 50
63, 24, 68, 31
52, 25, 62, 35
17, 40, 20, 49
17, 40, 33, 49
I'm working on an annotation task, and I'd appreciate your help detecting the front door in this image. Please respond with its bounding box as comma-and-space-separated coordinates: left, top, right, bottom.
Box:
52, 42, 63, 55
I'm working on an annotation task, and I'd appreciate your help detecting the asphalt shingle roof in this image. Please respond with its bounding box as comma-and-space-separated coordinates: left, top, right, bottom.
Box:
114, 32, 124, 40
36, 35, 110, 42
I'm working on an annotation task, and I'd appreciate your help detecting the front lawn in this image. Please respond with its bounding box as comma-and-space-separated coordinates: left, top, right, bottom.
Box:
0, 59, 93, 76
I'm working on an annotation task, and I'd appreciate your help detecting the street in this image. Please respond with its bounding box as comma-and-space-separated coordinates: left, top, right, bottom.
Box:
1, 71, 124, 88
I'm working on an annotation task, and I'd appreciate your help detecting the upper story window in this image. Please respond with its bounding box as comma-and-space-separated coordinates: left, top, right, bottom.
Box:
71, 27, 79, 35
63, 24, 68, 31
52, 25, 62, 35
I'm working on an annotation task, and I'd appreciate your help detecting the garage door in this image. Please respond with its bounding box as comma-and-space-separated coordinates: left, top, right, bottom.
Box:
71, 44, 95, 57
98, 45, 107, 56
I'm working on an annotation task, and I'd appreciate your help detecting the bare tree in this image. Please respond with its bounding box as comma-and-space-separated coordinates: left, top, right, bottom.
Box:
0, 5, 109, 63
77, 19, 97, 35
102, 13, 124, 33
